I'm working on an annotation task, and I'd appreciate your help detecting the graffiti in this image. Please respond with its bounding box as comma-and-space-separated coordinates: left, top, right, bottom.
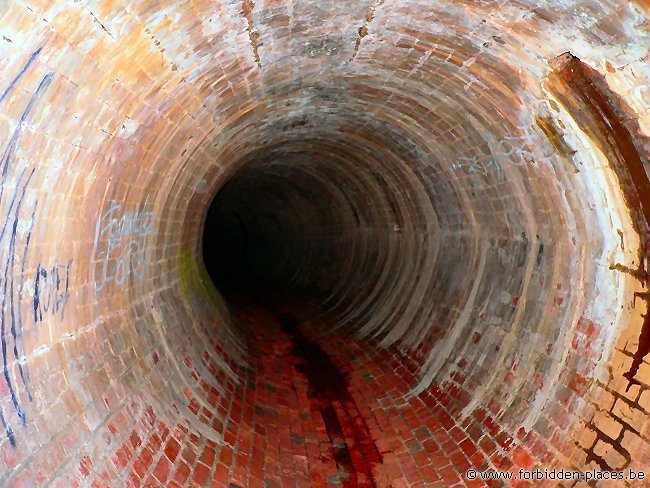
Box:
452, 154, 504, 180
495, 134, 537, 167
33, 260, 73, 322
92, 200, 156, 294
451, 133, 536, 180
0, 46, 53, 446
0, 47, 42, 105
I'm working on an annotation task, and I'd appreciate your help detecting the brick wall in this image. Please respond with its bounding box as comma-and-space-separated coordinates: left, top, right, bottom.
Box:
0, 0, 648, 486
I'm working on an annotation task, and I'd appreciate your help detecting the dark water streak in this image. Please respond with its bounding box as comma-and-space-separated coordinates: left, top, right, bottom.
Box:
278, 313, 381, 487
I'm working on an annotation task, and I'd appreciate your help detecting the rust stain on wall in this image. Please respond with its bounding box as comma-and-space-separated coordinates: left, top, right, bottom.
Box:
351, 0, 385, 61
547, 52, 650, 389
535, 115, 576, 159
242, 0, 262, 68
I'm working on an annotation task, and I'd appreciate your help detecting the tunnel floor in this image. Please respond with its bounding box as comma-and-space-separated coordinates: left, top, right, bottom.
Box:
149, 299, 533, 488
225, 303, 385, 487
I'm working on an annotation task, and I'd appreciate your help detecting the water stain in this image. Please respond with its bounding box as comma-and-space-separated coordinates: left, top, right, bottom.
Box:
278, 313, 381, 487
242, 0, 262, 68
547, 52, 650, 389
350, 0, 385, 61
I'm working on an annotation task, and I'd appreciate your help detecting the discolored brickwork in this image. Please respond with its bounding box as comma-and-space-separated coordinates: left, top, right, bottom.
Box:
0, 0, 649, 487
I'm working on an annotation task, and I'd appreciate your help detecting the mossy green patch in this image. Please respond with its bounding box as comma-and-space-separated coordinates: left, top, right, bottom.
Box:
179, 248, 223, 309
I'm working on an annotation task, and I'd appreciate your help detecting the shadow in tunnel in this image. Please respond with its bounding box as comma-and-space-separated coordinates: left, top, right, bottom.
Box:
201, 165, 387, 486
202, 162, 339, 309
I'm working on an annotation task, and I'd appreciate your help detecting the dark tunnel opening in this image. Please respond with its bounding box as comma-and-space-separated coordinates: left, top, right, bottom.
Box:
201, 158, 392, 486
202, 185, 249, 295
202, 170, 301, 305
202, 156, 348, 310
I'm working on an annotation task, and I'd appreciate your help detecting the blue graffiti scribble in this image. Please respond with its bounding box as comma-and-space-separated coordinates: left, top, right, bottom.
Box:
33, 260, 73, 322
0, 410, 15, 447
0, 73, 53, 182
0, 167, 34, 426
0, 46, 42, 105
16, 202, 38, 401
0, 60, 53, 446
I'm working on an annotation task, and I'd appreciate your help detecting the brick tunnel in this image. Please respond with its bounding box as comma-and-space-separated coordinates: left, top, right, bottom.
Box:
1, 0, 650, 486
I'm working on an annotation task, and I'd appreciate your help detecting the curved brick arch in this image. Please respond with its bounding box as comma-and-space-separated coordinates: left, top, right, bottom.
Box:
0, 1, 649, 486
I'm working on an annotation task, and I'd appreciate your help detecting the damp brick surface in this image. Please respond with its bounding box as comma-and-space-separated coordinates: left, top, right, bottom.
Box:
0, 0, 648, 486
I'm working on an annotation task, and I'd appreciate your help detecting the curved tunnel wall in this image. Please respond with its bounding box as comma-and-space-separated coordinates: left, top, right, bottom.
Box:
0, 0, 649, 486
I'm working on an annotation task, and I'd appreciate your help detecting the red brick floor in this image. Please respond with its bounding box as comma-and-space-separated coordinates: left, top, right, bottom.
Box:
209, 302, 490, 487
86, 301, 541, 487
223, 305, 386, 487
